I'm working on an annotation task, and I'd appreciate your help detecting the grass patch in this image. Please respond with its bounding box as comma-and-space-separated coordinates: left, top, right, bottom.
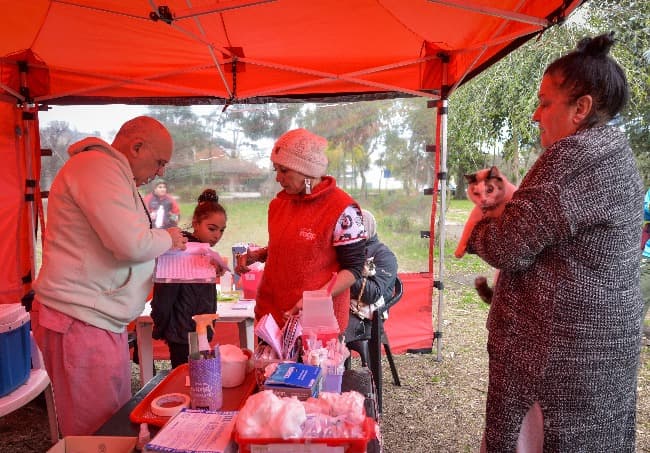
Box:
457, 288, 489, 310
172, 191, 490, 275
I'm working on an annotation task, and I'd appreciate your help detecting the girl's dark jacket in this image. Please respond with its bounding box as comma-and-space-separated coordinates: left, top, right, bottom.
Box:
151, 233, 216, 345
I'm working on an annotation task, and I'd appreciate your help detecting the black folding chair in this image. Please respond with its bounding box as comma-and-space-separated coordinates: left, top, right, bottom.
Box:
347, 275, 403, 413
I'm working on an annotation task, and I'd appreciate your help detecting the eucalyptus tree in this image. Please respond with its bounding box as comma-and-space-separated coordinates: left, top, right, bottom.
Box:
299, 101, 390, 191
39, 121, 85, 188
586, 0, 650, 183
147, 106, 212, 164
147, 106, 215, 185
203, 103, 302, 160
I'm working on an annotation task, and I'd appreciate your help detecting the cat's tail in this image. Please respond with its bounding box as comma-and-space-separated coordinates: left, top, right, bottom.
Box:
474, 276, 493, 304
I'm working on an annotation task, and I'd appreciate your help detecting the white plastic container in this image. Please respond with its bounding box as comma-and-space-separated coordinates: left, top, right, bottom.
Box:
0, 304, 31, 397
301, 289, 339, 332
301, 290, 339, 346
219, 345, 250, 388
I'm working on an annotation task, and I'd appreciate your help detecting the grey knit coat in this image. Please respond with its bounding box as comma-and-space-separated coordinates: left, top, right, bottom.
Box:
468, 125, 644, 452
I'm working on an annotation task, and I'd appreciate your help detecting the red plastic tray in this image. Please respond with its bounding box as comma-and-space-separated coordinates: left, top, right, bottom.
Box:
234, 416, 377, 453
130, 363, 257, 427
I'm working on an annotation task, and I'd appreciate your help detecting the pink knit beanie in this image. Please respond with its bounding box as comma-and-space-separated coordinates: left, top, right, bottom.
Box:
270, 128, 328, 177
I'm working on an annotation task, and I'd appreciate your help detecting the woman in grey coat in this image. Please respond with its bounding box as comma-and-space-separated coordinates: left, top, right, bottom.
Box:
469, 33, 643, 452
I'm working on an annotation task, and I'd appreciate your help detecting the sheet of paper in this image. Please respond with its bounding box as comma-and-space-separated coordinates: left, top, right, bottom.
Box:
145, 409, 237, 453
231, 299, 254, 310
154, 243, 221, 283
254, 313, 283, 359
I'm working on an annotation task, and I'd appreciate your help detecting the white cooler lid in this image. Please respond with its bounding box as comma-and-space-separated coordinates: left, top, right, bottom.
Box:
0, 303, 29, 331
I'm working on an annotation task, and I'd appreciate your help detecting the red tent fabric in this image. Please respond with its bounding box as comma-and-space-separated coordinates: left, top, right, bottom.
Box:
0, 0, 585, 105
0, 0, 586, 353
384, 273, 435, 354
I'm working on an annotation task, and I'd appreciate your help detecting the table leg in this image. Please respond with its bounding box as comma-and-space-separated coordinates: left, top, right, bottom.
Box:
239, 319, 255, 351
369, 314, 382, 414
135, 320, 154, 388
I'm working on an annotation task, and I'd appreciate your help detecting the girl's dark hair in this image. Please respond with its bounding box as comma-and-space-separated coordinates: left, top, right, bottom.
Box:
545, 32, 629, 128
193, 188, 226, 223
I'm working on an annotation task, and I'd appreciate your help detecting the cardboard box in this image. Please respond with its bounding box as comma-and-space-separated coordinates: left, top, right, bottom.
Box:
47, 436, 137, 453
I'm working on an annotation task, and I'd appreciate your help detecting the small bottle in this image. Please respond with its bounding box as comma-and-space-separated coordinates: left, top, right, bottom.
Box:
220, 271, 233, 293
136, 423, 150, 451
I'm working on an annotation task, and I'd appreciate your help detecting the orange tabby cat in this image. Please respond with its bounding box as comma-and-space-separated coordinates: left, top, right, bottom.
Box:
455, 166, 517, 303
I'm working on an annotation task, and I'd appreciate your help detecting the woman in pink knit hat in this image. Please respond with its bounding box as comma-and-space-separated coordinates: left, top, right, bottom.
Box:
240, 128, 366, 332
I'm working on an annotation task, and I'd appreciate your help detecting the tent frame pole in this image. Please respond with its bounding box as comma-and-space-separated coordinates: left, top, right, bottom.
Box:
429, 55, 450, 361
435, 96, 449, 361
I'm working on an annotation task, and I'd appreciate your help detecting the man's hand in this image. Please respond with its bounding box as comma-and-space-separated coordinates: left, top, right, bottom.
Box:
166, 227, 187, 250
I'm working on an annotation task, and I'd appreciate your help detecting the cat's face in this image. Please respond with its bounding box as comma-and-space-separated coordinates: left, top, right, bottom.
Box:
465, 167, 509, 212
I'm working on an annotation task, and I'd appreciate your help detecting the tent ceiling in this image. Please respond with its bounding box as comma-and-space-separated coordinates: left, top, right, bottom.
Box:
0, 0, 585, 106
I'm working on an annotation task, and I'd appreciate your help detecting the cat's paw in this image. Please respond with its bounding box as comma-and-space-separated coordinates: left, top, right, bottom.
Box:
474, 276, 493, 304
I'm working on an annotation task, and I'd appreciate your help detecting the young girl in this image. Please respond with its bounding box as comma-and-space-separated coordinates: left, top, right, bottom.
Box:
151, 188, 228, 368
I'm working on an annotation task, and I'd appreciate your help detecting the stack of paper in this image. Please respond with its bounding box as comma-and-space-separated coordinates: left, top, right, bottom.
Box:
254, 314, 283, 358
145, 409, 237, 453
154, 243, 229, 283
254, 314, 302, 360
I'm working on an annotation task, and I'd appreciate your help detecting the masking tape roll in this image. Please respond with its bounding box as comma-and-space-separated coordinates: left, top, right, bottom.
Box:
150, 392, 190, 417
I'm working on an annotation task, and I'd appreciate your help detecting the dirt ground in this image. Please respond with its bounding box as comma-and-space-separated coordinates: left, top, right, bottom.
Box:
2, 227, 650, 452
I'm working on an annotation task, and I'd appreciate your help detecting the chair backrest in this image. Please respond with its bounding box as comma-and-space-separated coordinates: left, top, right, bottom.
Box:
383, 275, 403, 311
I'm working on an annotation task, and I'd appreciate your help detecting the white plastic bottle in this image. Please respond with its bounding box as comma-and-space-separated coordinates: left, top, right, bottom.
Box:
155, 204, 164, 228
220, 271, 233, 294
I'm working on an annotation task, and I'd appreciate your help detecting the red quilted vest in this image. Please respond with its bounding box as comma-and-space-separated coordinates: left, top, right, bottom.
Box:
255, 176, 355, 330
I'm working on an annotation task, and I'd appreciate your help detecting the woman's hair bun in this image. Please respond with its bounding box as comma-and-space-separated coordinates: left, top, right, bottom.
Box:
576, 32, 615, 58
198, 188, 219, 203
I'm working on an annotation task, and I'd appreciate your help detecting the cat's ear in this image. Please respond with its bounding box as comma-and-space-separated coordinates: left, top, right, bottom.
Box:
465, 173, 477, 184
488, 166, 504, 182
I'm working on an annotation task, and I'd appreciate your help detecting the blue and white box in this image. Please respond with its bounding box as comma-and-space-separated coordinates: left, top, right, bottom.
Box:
263, 362, 322, 400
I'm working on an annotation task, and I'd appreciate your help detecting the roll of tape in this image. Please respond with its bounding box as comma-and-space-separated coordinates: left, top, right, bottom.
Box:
150, 392, 190, 417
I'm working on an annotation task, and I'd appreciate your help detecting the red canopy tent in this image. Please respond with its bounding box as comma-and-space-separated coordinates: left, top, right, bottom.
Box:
0, 0, 586, 358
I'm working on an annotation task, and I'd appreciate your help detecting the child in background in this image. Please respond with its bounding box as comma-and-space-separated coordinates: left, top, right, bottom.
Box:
641, 187, 650, 338
151, 188, 228, 368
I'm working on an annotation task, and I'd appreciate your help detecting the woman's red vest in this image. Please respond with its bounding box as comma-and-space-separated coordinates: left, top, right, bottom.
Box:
255, 176, 356, 330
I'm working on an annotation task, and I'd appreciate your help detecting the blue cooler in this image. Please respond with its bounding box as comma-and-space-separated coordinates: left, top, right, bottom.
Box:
0, 304, 31, 397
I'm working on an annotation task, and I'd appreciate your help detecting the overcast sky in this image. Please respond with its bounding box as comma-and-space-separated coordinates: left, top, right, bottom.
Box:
39, 104, 218, 141
38, 103, 402, 189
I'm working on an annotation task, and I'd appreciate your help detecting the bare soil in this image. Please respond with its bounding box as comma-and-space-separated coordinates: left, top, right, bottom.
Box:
2, 227, 650, 452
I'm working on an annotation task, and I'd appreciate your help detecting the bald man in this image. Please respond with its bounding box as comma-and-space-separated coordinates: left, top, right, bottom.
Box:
32, 116, 186, 435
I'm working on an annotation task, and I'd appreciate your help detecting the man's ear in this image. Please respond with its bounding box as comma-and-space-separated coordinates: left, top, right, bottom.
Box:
573, 95, 593, 125
127, 139, 143, 158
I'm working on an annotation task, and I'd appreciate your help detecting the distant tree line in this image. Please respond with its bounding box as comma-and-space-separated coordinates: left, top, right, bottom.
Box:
39, 0, 649, 199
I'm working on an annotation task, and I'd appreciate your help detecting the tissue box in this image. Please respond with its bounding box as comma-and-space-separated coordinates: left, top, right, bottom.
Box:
0, 304, 31, 397
263, 362, 322, 400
